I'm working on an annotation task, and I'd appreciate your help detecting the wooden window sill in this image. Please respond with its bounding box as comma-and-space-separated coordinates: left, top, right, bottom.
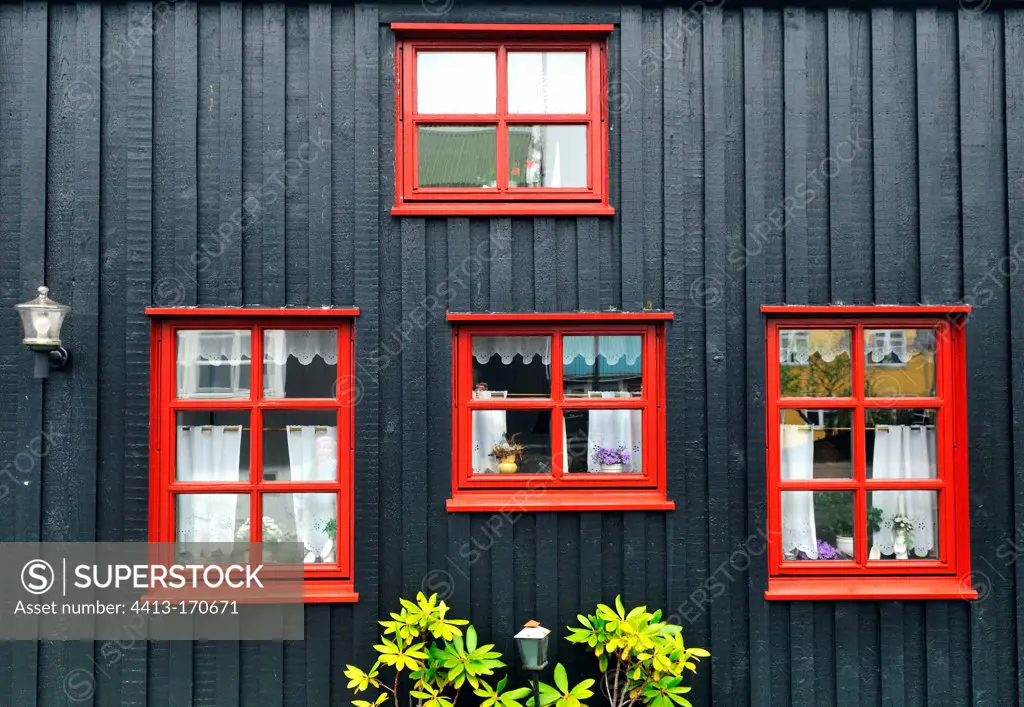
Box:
392, 203, 615, 217
447, 490, 675, 513
765, 575, 977, 601
143, 580, 359, 604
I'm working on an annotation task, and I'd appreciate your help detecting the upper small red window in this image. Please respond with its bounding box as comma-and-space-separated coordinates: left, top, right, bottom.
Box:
447, 312, 673, 512
392, 24, 613, 217
762, 306, 976, 601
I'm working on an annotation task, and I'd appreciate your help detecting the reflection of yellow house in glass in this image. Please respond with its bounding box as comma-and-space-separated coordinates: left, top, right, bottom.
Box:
779, 327, 936, 398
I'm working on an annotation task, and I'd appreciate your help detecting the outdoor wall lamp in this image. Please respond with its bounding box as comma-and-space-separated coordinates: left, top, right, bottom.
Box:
15, 286, 70, 378
515, 620, 551, 707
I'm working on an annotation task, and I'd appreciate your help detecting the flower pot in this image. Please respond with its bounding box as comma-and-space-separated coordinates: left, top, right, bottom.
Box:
599, 462, 625, 473
836, 535, 854, 558
498, 455, 518, 474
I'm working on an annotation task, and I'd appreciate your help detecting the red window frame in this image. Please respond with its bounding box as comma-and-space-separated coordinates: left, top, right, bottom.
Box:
392, 23, 614, 217
762, 305, 976, 601
447, 312, 673, 512
147, 308, 360, 603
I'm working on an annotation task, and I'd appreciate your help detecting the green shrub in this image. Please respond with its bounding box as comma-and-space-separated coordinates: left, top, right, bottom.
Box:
566, 597, 709, 707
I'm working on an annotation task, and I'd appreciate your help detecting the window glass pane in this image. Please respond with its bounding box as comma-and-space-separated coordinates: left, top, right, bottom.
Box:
507, 51, 587, 114
508, 125, 587, 188
782, 491, 855, 560
779, 409, 852, 479
175, 493, 249, 561
868, 490, 939, 560
779, 329, 852, 397
865, 409, 938, 479
416, 52, 496, 114
472, 335, 551, 398
262, 493, 338, 564
176, 411, 250, 482
563, 335, 642, 398
472, 410, 551, 475
177, 330, 251, 399
262, 410, 338, 482
264, 329, 338, 398
418, 126, 497, 188
864, 328, 937, 397
564, 409, 641, 473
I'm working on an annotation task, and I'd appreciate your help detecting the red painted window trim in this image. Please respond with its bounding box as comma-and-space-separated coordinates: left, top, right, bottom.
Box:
764, 308, 976, 600
392, 24, 612, 217
148, 312, 359, 603
447, 311, 674, 322
449, 318, 672, 512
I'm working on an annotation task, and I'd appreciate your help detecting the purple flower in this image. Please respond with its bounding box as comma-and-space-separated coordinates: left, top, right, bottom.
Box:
816, 539, 839, 560
593, 445, 632, 465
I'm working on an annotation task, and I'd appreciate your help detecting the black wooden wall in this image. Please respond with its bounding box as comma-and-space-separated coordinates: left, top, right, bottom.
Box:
0, 1, 1022, 705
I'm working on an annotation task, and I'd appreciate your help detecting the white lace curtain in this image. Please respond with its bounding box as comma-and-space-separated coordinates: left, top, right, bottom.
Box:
471, 335, 641, 366
178, 329, 337, 398
871, 426, 937, 556
471, 404, 641, 474
780, 426, 818, 557
264, 330, 338, 398
780, 424, 938, 559
285, 427, 338, 563
780, 328, 935, 365
176, 425, 243, 544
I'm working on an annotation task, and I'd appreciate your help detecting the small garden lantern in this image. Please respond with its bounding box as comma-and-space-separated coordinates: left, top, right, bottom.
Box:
515, 620, 550, 707
514, 620, 550, 671
15, 286, 70, 378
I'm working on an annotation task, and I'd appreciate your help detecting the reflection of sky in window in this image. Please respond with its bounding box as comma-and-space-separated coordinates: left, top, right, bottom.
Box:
416, 52, 496, 113
507, 52, 586, 114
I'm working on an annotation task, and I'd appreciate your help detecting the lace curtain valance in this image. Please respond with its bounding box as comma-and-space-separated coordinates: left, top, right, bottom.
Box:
177, 330, 337, 366
472, 335, 642, 366
780, 329, 936, 365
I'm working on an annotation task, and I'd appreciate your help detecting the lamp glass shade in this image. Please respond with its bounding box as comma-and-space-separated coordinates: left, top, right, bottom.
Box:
514, 625, 550, 669
15, 286, 69, 347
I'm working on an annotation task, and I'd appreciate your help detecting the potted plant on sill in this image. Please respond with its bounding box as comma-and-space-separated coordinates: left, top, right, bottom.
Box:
592, 445, 631, 473
490, 434, 525, 474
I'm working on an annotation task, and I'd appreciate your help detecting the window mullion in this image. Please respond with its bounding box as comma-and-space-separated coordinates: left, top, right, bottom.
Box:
496, 45, 509, 192
551, 332, 564, 477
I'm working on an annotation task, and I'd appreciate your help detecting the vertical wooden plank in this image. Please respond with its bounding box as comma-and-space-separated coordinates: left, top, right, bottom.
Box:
619, 5, 643, 309
916, 8, 961, 306
511, 220, 534, 310
352, 2, 381, 669
1005, 10, 1024, 707
97, 6, 129, 701
308, 3, 331, 305
622, 512, 646, 606
827, 8, 873, 305
42, 3, 102, 703
8, 1, 47, 703
285, 4, 309, 306
219, 0, 243, 306
578, 513, 601, 609
660, 0, 697, 653
262, 3, 286, 306
401, 218, 428, 594
446, 216, 472, 619
879, 601, 906, 707
532, 218, 556, 312
331, 5, 355, 306
241, 3, 263, 303
425, 219, 451, 587
197, 2, 222, 306
871, 7, 918, 306
835, 603, 860, 707
555, 220, 577, 310
703, 7, 733, 704
173, 0, 198, 308
121, 2, 154, 702
601, 26, 620, 310
577, 217, 600, 310
641, 8, 664, 309
960, 9, 1013, 706
489, 218, 512, 311
744, 8, 783, 707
